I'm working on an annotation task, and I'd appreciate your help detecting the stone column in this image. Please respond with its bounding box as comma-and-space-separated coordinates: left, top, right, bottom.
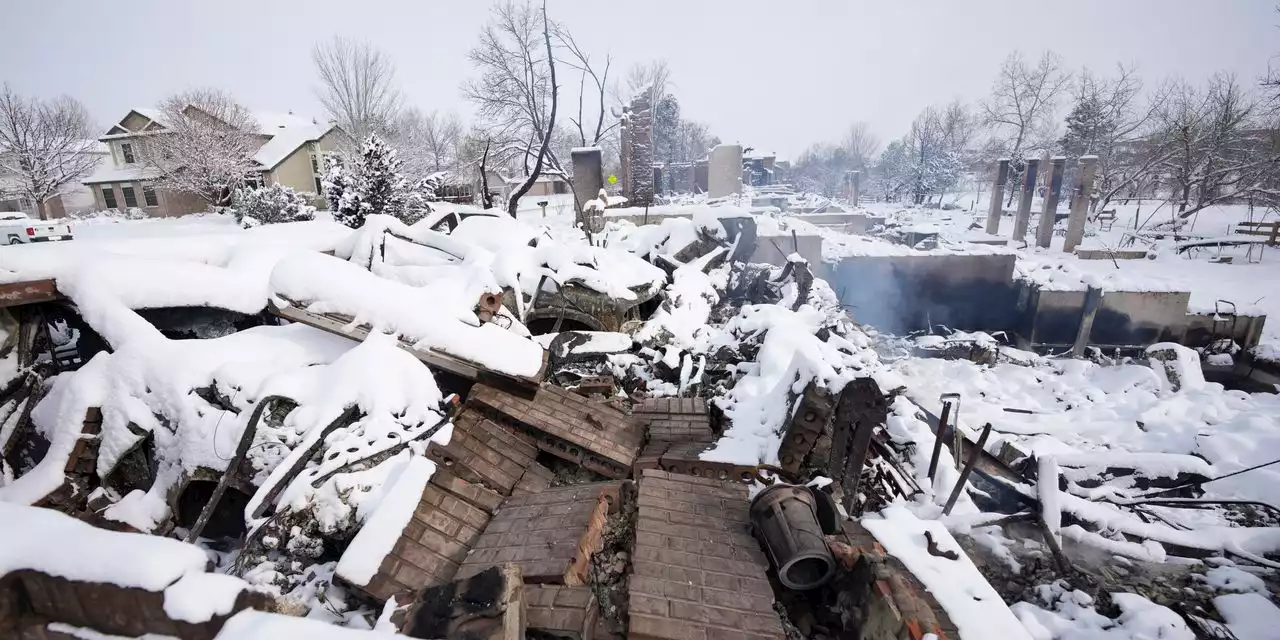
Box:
1011, 158, 1040, 242
850, 170, 862, 204
1035, 157, 1067, 248
984, 159, 1010, 235
1062, 156, 1099, 254
570, 147, 603, 213
625, 97, 654, 206
708, 144, 744, 198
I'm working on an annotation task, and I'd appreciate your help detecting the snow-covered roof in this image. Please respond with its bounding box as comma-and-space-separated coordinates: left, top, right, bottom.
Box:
252, 121, 334, 170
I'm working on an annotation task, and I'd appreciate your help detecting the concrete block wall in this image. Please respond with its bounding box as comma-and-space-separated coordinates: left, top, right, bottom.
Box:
634, 397, 714, 443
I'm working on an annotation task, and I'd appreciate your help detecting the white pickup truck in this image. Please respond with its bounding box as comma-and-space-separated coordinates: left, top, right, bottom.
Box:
1, 211, 74, 244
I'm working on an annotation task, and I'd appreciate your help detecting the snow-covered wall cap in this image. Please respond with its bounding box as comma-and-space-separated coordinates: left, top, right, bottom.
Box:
0, 502, 212, 591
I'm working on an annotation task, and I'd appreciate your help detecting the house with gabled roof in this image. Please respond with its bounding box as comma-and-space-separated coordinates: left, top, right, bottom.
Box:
83, 106, 347, 217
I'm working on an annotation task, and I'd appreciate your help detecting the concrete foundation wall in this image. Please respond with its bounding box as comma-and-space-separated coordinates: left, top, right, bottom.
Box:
1017, 282, 1191, 347
1183, 312, 1266, 350
829, 253, 1018, 334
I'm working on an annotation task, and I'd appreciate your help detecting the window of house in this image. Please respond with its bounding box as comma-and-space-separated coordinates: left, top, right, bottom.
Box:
314, 176, 324, 194
142, 185, 158, 207
121, 143, 135, 164
244, 175, 261, 190
101, 187, 117, 209
121, 186, 138, 208
311, 153, 320, 173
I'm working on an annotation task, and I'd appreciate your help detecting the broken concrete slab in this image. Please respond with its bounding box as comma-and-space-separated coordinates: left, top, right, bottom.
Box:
468, 384, 641, 479
456, 482, 620, 586
629, 469, 785, 640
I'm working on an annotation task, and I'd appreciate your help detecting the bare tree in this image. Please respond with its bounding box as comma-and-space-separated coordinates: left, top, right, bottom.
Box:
1148, 74, 1279, 220
843, 122, 881, 167
982, 51, 1073, 204
141, 89, 262, 208
313, 37, 402, 142
466, 1, 559, 216
0, 85, 99, 220
623, 59, 671, 108
555, 24, 616, 149
392, 108, 463, 177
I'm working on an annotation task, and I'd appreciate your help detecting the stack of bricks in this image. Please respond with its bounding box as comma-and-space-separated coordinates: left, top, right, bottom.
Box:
525, 584, 610, 639
633, 440, 757, 486
354, 474, 494, 601
633, 397, 714, 443
457, 482, 619, 586
425, 411, 552, 496
468, 383, 640, 478
628, 470, 785, 640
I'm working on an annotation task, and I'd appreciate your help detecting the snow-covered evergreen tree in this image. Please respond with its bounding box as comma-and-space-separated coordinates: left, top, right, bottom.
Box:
652, 94, 681, 164
324, 134, 426, 228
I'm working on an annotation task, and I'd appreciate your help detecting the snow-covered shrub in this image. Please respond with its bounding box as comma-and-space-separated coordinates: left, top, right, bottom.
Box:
324, 134, 432, 228
232, 184, 316, 229
68, 207, 148, 223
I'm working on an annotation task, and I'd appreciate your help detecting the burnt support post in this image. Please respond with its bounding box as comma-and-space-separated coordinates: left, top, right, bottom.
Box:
1062, 155, 1100, 254
984, 159, 1010, 235
1035, 157, 1067, 248
942, 423, 993, 516
1070, 286, 1104, 358
1012, 158, 1040, 242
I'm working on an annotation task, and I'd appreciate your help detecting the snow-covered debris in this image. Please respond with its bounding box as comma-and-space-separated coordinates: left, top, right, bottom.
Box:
864, 505, 1034, 640
334, 454, 435, 588
270, 252, 544, 379
1213, 592, 1280, 640
1195, 565, 1269, 594
0, 501, 213, 589
216, 609, 402, 639
1146, 342, 1206, 392
1012, 582, 1194, 640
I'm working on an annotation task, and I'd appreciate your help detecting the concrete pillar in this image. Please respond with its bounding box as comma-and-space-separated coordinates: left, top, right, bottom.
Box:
984, 159, 1010, 235
708, 144, 744, 198
1011, 158, 1040, 242
1070, 286, 1104, 357
850, 170, 862, 204
1062, 156, 1099, 254
1035, 157, 1067, 249
570, 147, 603, 213
625, 97, 654, 206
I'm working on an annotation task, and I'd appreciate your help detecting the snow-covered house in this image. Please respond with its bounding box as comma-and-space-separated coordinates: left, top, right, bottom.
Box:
504, 173, 571, 198
0, 142, 109, 218
82, 107, 346, 218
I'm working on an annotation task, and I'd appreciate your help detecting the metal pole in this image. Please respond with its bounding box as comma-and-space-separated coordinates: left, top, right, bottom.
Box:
942, 423, 993, 516
926, 399, 953, 484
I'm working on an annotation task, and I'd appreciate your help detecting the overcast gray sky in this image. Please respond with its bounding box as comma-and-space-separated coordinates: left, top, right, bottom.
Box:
1, 0, 1275, 158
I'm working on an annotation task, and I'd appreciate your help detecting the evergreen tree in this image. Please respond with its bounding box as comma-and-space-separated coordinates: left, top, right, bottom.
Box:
324, 134, 426, 228
652, 94, 681, 164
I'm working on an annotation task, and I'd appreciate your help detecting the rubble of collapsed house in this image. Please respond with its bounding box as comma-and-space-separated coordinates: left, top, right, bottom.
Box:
2, 199, 1276, 639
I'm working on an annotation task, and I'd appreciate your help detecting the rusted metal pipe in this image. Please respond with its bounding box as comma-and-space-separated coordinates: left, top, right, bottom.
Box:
749, 484, 836, 591
942, 422, 993, 516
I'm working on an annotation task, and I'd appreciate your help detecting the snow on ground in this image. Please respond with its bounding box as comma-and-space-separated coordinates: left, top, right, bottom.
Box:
1213, 592, 1280, 640
864, 505, 1033, 640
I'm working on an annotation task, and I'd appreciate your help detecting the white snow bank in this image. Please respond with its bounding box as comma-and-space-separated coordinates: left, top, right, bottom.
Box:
163, 572, 248, 623
216, 610, 403, 639
863, 505, 1033, 640
1013, 585, 1194, 640
270, 252, 545, 378
0, 219, 351, 284
0, 502, 235, 597
1214, 593, 1280, 640
1197, 565, 1269, 594
335, 455, 435, 586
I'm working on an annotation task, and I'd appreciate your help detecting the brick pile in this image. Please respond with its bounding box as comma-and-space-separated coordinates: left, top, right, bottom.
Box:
425, 411, 552, 496
525, 584, 609, 639
628, 470, 785, 640
633, 397, 714, 443
457, 482, 619, 586
633, 441, 757, 485
468, 383, 641, 478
